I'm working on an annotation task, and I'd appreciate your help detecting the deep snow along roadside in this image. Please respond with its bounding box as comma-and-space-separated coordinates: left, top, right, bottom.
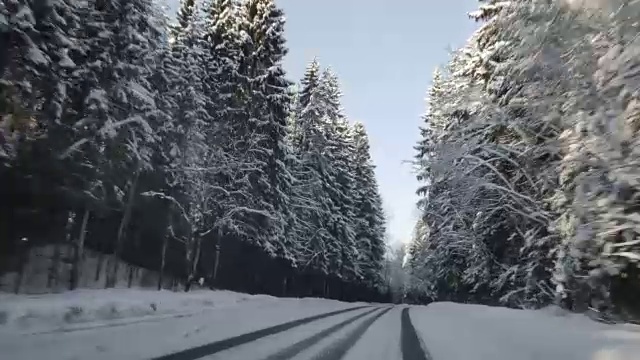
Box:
0, 289, 277, 334
0, 290, 370, 360
410, 302, 640, 360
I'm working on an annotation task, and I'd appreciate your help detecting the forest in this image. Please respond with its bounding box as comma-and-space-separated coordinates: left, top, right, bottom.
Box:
407, 0, 640, 320
0, 0, 389, 302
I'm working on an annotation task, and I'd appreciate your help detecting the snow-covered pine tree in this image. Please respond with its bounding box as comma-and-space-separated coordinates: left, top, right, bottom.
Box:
350, 121, 386, 287
87, 0, 164, 287
1, 0, 79, 163
549, 0, 640, 314
410, 59, 474, 303
315, 68, 359, 282
290, 59, 333, 277
201, 0, 247, 251
0, 0, 87, 290
158, 0, 219, 289
237, 0, 295, 260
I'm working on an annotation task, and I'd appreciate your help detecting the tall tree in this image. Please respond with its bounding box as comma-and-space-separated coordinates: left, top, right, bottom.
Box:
237, 0, 294, 258
351, 121, 386, 287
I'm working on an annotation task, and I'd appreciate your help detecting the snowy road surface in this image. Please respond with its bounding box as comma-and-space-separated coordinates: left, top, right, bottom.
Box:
2, 290, 640, 360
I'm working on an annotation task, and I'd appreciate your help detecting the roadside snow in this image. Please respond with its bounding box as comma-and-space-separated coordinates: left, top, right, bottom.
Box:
411, 302, 640, 360
0, 290, 367, 360
0, 288, 275, 333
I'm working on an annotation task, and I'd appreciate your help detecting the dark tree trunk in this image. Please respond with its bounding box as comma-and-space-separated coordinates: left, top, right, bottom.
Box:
70, 209, 90, 290
13, 237, 29, 294
212, 240, 221, 284
185, 234, 202, 292
158, 232, 169, 291
107, 169, 140, 288
50, 212, 74, 289
48, 242, 61, 289
127, 265, 135, 288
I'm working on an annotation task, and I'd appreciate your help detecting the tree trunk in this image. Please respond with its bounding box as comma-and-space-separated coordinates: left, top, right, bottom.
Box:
49, 212, 75, 290
127, 265, 135, 288
106, 169, 140, 288
185, 234, 202, 292
158, 232, 169, 291
70, 209, 90, 290
48, 243, 61, 290
95, 252, 103, 282
13, 237, 29, 294
212, 241, 221, 284
192, 235, 202, 280
127, 230, 141, 288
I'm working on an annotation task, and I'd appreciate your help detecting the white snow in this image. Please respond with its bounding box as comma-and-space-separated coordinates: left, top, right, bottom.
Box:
0, 289, 367, 360
4, 291, 640, 360
342, 306, 403, 360
411, 302, 640, 360
205, 307, 380, 360
0, 288, 272, 333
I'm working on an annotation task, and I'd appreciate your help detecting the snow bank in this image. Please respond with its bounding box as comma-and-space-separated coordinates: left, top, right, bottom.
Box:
411, 302, 640, 360
0, 290, 368, 360
0, 288, 275, 333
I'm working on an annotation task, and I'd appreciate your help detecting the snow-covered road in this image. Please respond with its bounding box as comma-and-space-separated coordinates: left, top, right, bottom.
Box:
2, 289, 640, 360
0, 302, 422, 360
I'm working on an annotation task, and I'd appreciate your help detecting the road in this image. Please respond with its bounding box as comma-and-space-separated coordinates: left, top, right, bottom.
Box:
4, 296, 640, 360
0, 304, 430, 360
152, 306, 428, 360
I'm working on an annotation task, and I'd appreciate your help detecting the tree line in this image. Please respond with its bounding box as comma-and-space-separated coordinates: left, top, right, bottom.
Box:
0, 0, 389, 302
407, 0, 640, 319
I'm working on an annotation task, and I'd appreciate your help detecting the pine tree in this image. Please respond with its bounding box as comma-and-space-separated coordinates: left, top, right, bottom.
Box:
315, 69, 359, 281
101, 0, 165, 287
201, 0, 245, 248
162, 0, 218, 288
290, 59, 333, 276
237, 0, 294, 258
350, 121, 386, 286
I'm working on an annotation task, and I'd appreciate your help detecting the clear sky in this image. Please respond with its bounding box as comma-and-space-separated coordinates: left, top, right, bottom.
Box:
277, 0, 479, 246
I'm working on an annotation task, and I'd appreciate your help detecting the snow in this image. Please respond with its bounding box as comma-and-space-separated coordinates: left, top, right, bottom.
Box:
128, 80, 157, 108
0, 13, 8, 29
341, 306, 402, 360
3, 292, 640, 360
411, 302, 640, 360
204, 307, 381, 360
0, 288, 272, 333
0, 289, 367, 360
27, 46, 48, 66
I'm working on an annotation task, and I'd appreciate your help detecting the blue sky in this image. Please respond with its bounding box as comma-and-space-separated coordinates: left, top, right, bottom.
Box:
277, 0, 479, 245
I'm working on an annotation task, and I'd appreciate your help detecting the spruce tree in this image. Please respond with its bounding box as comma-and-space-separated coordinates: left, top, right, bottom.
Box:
237, 0, 294, 257
290, 59, 333, 275
351, 122, 386, 287
318, 69, 359, 281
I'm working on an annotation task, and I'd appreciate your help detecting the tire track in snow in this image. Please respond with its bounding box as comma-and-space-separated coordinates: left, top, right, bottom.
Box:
149, 305, 371, 360
401, 307, 431, 360
260, 307, 380, 360
310, 306, 393, 360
